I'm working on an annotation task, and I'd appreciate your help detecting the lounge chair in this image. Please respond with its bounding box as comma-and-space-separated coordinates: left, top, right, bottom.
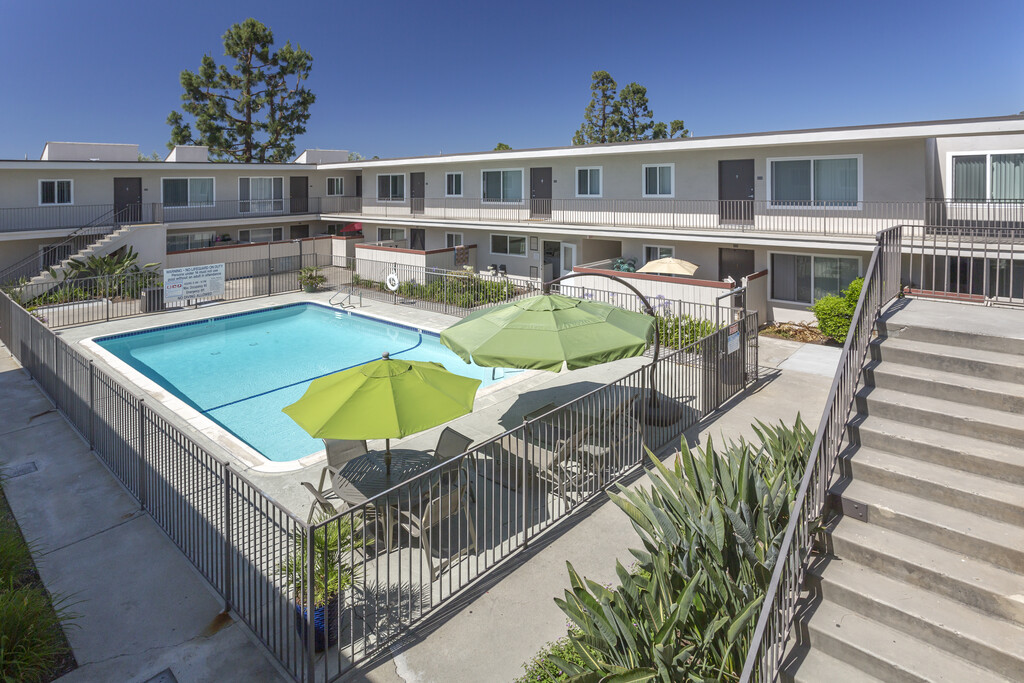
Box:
504, 393, 641, 505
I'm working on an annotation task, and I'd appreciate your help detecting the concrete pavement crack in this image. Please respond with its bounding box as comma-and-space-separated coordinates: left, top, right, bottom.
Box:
38, 511, 146, 558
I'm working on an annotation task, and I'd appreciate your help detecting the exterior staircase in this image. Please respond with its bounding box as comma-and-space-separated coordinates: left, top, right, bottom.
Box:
784, 302, 1024, 682
28, 225, 136, 286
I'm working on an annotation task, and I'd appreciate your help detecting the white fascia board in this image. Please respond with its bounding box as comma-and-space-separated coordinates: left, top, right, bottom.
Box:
0, 161, 316, 171
316, 118, 1024, 171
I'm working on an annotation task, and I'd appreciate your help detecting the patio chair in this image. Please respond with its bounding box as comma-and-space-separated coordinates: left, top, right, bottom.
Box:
395, 480, 477, 581
529, 394, 641, 505
300, 439, 368, 524
426, 427, 476, 500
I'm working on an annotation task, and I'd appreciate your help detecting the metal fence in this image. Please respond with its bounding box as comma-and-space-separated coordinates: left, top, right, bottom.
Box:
1, 276, 758, 682
0, 289, 314, 681
739, 226, 903, 682
904, 225, 1024, 305
301, 310, 759, 681
7, 252, 741, 332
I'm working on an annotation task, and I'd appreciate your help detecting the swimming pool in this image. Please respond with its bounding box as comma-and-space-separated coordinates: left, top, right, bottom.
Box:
93, 303, 521, 462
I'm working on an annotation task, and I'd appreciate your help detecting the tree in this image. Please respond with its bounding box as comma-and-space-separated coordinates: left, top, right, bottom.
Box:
137, 151, 162, 162
572, 72, 690, 143
572, 71, 618, 145
347, 151, 365, 161
166, 18, 316, 162
612, 82, 655, 141
494, 142, 512, 150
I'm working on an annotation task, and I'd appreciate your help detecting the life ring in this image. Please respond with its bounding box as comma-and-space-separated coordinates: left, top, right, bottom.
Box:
385, 272, 400, 291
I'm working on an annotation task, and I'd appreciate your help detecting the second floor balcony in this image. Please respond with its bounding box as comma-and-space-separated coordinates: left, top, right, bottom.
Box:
4, 196, 1024, 239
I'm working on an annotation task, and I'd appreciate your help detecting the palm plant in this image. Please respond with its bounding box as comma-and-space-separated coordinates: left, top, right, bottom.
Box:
550, 418, 813, 681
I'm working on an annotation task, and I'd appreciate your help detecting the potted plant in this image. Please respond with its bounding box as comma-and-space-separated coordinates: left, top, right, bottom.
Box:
278, 512, 369, 651
298, 266, 327, 293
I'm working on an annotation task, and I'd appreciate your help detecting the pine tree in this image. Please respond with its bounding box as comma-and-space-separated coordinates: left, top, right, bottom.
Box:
166, 18, 316, 162
612, 82, 655, 141
572, 71, 619, 145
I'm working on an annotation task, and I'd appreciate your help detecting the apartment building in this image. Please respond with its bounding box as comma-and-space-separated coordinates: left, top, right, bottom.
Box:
2, 115, 1023, 321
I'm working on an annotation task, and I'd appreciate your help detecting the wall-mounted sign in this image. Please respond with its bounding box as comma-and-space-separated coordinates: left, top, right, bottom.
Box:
163, 263, 225, 303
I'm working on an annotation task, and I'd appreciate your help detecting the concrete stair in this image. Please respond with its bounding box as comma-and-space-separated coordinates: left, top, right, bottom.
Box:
23, 225, 139, 296
784, 304, 1024, 682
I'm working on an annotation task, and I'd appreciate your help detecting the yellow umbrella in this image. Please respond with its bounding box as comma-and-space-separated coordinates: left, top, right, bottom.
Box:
636, 257, 699, 277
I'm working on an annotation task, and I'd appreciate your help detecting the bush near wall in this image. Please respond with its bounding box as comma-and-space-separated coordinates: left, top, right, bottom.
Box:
517, 418, 813, 682
351, 273, 520, 308
811, 277, 863, 343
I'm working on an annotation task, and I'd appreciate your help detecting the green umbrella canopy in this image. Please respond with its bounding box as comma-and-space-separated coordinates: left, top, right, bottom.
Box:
440, 294, 656, 372
282, 354, 480, 441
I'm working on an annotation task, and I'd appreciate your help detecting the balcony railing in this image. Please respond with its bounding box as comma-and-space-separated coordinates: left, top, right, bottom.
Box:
6, 196, 1024, 237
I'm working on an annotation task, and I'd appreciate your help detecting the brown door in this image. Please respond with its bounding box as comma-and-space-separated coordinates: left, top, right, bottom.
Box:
530, 167, 552, 218
410, 172, 425, 214
719, 247, 755, 285
355, 176, 362, 197
113, 177, 142, 223
410, 228, 426, 250
290, 177, 308, 213
290, 224, 309, 239
718, 160, 754, 224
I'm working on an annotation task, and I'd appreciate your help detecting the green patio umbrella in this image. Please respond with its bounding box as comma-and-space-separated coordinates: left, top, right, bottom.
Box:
439, 293, 656, 372
282, 353, 481, 473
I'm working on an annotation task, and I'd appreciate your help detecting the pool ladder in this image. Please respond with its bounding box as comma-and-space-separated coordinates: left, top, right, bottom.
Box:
329, 286, 360, 310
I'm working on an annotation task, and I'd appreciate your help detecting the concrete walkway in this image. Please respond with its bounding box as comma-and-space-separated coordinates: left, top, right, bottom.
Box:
352, 337, 833, 683
0, 352, 286, 683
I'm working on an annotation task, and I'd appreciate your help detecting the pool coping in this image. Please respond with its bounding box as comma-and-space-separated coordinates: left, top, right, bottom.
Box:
79, 299, 539, 473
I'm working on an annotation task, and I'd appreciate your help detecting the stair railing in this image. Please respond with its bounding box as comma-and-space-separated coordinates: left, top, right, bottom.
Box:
739, 225, 903, 682
0, 205, 130, 285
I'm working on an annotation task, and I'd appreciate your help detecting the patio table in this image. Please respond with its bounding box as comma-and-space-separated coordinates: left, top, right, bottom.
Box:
332, 449, 439, 507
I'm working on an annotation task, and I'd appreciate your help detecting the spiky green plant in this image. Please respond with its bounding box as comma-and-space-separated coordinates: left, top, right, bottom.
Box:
549, 418, 813, 681
277, 512, 371, 608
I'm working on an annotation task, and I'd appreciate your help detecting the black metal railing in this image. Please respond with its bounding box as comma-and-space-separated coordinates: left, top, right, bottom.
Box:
739, 225, 903, 682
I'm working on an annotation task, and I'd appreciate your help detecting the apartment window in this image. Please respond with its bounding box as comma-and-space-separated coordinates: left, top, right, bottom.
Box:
39, 180, 72, 205
162, 178, 214, 207
491, 233, 527, 256
576, 167, 602, 197
769, 156, 860, 206
445, 172, 463, 197
642, 164, 673, 197
327, 177, 344, 196
239, 177, 283, 212
482, 169, 523, 202
643, 245, 674, 263
377, 174, 405, 201
166, 231, 216, 252
238, 227, 284, 243
952, 152, 1024, 202
771, 253, 860, 304
446, 232, 464, 248
377, 227, 405, 242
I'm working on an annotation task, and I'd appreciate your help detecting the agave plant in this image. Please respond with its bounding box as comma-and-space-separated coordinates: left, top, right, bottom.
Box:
550, 418, 813, 682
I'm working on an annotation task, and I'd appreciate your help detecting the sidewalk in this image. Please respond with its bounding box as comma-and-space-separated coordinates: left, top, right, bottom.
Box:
0, 352, 285, 683
353, 337, 835, 682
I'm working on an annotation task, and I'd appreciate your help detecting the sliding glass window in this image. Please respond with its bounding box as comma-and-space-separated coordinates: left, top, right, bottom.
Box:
482, 170, 523, 202
951, 152, 1024, 202
770, 157, 859, 206
771, 253, 860, 303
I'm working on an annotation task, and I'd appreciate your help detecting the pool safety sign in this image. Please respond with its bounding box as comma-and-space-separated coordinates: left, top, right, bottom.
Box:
727, 323, 741, 354
163, 263, 225, 303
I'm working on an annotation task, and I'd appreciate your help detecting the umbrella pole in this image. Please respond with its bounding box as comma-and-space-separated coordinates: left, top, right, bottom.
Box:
385, 438, 391, 475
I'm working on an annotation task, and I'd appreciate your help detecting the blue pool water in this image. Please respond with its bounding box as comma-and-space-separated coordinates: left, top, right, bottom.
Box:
94, 303, 520, 462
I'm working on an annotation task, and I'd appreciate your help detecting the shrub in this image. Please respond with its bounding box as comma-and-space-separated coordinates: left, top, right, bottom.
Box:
656, 314, 719, 350
541, 418, 813, 682
515, 631, 590, 683
811, 277, 863, 343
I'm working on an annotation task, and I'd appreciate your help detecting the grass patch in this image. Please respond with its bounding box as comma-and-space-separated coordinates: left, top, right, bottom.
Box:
0, 480, 76, 682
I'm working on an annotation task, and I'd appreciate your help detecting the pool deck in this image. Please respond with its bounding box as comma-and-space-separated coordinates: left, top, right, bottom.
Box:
9, 291, 837, 682
56, 290, 650, 516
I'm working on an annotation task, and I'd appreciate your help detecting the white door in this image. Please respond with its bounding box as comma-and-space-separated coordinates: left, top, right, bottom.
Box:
561, 243, 577, 277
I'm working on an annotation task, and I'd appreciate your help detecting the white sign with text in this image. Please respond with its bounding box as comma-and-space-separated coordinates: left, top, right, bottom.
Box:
163, 263, 225, 303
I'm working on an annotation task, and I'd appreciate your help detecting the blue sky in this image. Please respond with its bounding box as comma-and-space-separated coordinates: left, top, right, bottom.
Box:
1, 0, 1021, 160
